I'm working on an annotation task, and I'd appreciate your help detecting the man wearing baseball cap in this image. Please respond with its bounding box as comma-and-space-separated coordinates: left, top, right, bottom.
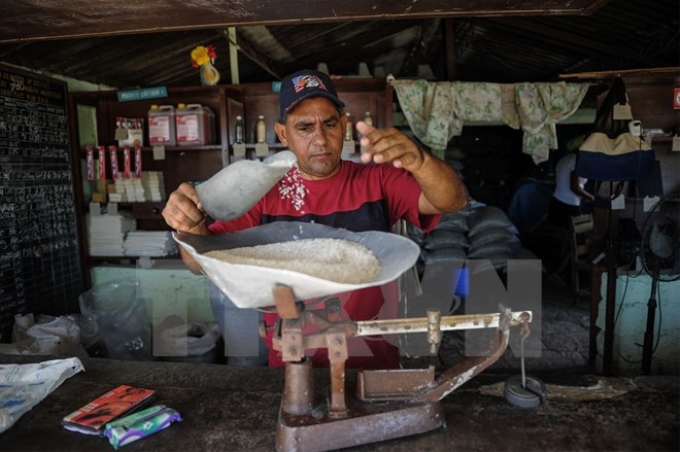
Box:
163, 69, 468, 369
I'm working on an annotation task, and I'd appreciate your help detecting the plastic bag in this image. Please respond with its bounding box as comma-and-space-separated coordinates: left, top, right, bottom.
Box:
0, 314, 86, 357
78, 281, 152, 361
157, 322, 220, 360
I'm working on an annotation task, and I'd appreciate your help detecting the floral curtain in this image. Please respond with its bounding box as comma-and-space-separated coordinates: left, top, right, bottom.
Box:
390, 78, 588, 163
390, 79, 457, 159
514, 82, 589, 163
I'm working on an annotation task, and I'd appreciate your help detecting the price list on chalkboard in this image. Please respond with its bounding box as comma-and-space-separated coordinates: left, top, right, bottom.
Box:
0, 65, 83, 340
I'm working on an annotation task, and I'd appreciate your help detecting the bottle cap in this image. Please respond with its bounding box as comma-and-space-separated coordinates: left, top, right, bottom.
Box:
177, 103, 186, 108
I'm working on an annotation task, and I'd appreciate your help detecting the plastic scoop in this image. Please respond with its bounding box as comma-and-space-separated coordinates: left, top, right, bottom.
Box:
196, 151, 297, 221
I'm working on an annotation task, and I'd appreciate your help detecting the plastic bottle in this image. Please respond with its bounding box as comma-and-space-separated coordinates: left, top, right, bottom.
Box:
256, 115, 266, 143
176, 103, 215, 146
148, 105, 176, 146
235, 115, 245, 143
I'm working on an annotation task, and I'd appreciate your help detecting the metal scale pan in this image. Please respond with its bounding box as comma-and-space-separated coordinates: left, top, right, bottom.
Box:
173, 221, 421, 309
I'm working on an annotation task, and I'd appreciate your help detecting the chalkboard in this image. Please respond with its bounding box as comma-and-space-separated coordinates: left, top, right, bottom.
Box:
0, 64, 83, 341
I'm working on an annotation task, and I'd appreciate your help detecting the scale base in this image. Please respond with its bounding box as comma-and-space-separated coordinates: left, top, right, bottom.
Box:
276, 399, 445, 452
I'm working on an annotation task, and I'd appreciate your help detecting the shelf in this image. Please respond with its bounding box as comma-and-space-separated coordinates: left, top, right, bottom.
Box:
70, 79, 393, 289
145, 144, 223, 152
88, 255, 178, 263
240, 143, 286, 149
81, 144, 223, 154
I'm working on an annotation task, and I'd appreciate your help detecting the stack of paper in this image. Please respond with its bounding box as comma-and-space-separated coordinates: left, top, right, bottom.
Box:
123, 231, 178, 257
110, 172, 165, 202
87, 213, 136, 256
141, 172, 165, 202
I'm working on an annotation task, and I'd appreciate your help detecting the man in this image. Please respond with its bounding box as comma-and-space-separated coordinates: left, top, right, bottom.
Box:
162, 69, 468, 369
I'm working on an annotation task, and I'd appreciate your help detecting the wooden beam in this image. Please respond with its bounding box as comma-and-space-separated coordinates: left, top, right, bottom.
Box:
227, 27, 240, 84
223, 29, 282, 80
559, 66, 680, 80
444, 19, 456, 80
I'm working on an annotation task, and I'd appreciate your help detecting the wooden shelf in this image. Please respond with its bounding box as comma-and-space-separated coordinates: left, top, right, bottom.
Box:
80, 144, 223, 154
69, 79, 393, 288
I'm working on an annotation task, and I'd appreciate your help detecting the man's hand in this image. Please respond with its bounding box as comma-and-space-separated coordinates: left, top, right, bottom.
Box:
162, 182, 208, 235
356, 121, 468, 215
356, 121, 426, 172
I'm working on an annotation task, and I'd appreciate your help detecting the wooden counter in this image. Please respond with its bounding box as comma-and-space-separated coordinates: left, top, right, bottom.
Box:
0, 355, 677, 451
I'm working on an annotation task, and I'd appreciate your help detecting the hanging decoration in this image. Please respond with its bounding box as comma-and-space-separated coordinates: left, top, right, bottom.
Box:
191, 45, 220, 86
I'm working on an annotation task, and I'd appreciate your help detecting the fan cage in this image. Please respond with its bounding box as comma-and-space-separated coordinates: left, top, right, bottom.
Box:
640, 193, 680, 282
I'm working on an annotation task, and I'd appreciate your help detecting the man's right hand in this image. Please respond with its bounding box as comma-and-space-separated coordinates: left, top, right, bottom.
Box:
162, 182, 208, 235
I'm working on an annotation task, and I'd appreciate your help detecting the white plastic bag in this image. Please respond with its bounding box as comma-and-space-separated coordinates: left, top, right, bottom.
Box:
157, 322, 220, 358
0, 314, 86, 357
0, 357, 84, 433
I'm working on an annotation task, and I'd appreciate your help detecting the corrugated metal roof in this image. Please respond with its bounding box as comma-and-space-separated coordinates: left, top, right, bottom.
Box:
0, 0, 677, 88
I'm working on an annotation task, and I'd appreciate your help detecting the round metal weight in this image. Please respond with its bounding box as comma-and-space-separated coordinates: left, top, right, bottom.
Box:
503, 375, 547, 409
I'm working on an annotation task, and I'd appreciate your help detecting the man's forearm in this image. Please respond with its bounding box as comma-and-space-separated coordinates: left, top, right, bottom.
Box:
413, 152, 468, 215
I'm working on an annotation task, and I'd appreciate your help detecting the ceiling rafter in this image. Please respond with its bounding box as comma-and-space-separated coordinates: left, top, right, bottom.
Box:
281, 21, 417, 75
222, 28, 283, 79
399, 19, 442, 76
483, 17, 670, 68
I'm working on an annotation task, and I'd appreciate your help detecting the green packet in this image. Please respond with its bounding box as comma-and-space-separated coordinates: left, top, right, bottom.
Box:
104, 404, 182, 450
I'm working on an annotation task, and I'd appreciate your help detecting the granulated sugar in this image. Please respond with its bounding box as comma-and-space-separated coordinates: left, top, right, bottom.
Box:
278, 167, 308, 212
205, 238, 381, 284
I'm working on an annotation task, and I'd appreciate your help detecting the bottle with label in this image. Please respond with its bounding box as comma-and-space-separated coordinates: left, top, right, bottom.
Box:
148, 105, 176, 146
345, 112, 353, 141
235, 115, 245, 143
176, 103, 215, 146
363, 111, 373, 127
256, 115, 267, 143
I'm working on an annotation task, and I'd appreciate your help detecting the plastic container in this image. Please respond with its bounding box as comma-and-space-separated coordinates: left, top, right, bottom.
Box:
148, 105, 176, 146
256, 115, 266, 143
176, 103, 215, 146
234, 115, 245, 143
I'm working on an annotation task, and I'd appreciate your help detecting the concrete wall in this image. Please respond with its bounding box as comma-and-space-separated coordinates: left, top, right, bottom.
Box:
596, 273, 680, 375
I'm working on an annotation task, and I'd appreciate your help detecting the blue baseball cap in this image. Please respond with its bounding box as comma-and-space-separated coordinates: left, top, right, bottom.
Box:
279, 69, 345, 115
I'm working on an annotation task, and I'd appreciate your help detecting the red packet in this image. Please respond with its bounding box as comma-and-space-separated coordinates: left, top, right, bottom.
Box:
62, 385, 156, 436
123, 146, 131, 179
108, 145, 119, 180
97, 146, 106, 180
86, 146, 94, 181
134, 145, 142, 178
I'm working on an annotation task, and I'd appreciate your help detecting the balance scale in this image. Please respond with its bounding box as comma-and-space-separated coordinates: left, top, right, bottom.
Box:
173, 223, 535, 452
269, 285, 532, 452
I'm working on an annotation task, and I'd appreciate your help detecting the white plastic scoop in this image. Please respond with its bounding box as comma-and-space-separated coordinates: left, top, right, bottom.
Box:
196, 151, 297, 221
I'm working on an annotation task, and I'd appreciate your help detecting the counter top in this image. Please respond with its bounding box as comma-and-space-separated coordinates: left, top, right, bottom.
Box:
0, 355, 677, 451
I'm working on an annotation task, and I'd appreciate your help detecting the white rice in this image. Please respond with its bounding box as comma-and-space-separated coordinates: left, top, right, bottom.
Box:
204, 238, 381, 284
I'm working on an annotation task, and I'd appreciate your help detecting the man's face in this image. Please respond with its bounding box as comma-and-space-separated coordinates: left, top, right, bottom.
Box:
274, 97, 346, 180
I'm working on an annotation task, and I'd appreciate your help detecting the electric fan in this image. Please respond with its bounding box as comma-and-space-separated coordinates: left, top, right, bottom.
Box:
639, 192, 680, 374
